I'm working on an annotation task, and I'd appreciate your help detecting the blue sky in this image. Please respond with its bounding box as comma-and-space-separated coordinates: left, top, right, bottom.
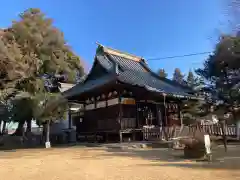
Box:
0, 0, 226, 77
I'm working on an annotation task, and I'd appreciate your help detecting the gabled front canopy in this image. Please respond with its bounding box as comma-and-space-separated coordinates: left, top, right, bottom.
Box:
64, 44, 197, 100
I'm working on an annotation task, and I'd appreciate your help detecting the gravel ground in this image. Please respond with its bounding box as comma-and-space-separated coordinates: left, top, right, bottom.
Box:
0, 145, 240, 180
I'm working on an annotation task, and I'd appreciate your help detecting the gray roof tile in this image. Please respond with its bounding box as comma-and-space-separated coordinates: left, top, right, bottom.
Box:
108, 54, 146, 72
96, 55, 113, 71
117, 70, 193, 97
63, 75, 116, 99
65, 46, 196, 99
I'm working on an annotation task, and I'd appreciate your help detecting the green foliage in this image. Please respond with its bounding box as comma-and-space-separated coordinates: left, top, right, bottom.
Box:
0, 89, 17, 122
186, 70, 205, 90
196, 35, 240, 118
33, 93, 67, 123
1, 8, 84, 91
196, 35, 240, 103
0, 32, 29, 90
11, 96, 34, 123
186, 71, 194, 88
10, 8, 84, 80
0, 8, 85, 127
157, 68, 168, 78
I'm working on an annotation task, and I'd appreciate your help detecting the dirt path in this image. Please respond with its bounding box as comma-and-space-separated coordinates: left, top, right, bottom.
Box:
0, 146, 239, 180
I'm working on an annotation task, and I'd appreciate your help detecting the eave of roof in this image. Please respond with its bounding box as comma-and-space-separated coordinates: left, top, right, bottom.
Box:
63, 74, 117, 99
116, 70, 197, 100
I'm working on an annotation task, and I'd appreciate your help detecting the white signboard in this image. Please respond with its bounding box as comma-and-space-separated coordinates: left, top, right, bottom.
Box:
85, 104, 95, 110
96, 101, 106, 108
107, 98, 119, 106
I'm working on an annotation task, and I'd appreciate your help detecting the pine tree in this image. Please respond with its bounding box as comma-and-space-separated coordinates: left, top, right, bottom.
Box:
157, 68, 168, 78
172, 68, 184, 84
0, 8, 85, 138
187, 70, 195, 88
196, 35, 240, 121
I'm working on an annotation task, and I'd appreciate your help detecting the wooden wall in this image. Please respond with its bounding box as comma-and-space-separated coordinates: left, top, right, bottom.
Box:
76, 104, 120, 133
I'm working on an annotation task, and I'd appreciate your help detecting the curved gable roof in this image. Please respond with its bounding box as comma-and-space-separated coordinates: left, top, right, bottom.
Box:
64, 44, 196, 99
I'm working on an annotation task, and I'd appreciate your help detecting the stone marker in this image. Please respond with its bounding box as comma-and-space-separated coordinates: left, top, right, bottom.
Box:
204, 134, 212, 162
204, 134, 211, 154
45, 141, 51, 148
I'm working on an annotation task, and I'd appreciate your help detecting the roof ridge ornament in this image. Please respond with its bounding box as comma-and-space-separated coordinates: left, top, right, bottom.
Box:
96, 42, 104, 55
96, 42, 142, 62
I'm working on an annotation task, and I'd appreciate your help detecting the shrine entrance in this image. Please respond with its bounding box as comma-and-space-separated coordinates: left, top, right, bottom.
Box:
136, 102, 164, 127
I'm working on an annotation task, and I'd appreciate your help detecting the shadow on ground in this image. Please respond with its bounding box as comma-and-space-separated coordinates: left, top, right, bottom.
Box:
1, 139, 240, 171
97, 143, 240, 170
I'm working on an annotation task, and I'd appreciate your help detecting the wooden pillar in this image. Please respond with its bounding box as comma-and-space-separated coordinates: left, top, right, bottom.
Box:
162, 93, 168, 140
68, 104, 72, 129
144, 99, 148, 125
119, 94, 123, 142
119, 131, 123, 142
178, 104, 183, 126
106, 95, 108, 107
136, 102, 139, 128
83, 102, 86, 111
94, 97, 97, 109
156, 103, 159, 126
163, 94, 167, 126
105, 132, 109, 142
132, 130, 136, 141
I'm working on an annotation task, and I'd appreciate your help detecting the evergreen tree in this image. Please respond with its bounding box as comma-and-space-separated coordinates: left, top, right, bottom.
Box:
187, 70, 195, 88
196, 34, 240, 121
172, 68, 184, 84
0, 8, 85, 138
157, 68, 168, 78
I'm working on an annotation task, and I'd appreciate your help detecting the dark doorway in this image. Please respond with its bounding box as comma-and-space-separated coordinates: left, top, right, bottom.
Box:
136, 102, 162, 127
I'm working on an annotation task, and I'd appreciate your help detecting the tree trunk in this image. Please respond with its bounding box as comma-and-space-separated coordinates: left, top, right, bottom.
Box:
46, 121, 50, 142
0, 120, 2, 134
26, 119, 32, 133
41, 124, 46, 144
45, 121, 51, 148
13, 121, 25, 136
220, 121, 227, 152
2, 121, 7, 134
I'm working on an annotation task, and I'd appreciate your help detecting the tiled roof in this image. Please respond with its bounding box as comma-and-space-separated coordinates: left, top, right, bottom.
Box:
96, 55, 113, 71
107, 54, 147, 72
97, 52, 195, 98
117, 70, 193, 97
64, 45, 196, 99
63, 74, 116, 99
